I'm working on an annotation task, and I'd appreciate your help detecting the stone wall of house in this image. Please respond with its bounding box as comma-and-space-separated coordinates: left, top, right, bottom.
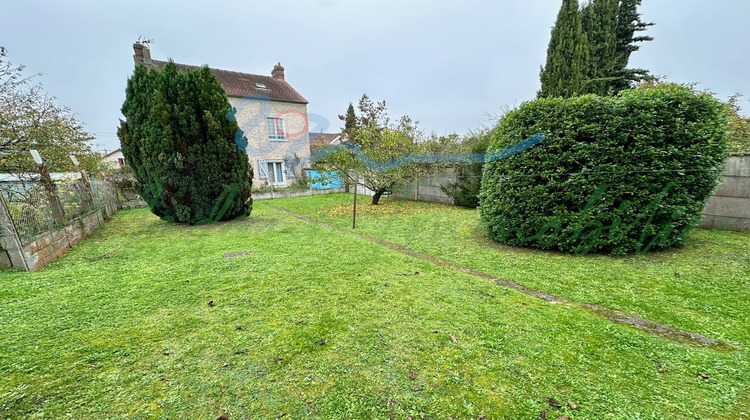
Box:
701, 156, 750, 231
228, 97, 310, 187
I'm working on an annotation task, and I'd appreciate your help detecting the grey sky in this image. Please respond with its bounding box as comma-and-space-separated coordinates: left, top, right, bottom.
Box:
2, 0, 748, 153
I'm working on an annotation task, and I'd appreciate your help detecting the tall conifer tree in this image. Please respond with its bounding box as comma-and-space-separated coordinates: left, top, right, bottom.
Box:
119, 61, 253, 224
538, 0, 590, 98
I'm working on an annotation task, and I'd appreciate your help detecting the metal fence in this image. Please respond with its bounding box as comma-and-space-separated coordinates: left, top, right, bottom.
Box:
0, 176, 119, 246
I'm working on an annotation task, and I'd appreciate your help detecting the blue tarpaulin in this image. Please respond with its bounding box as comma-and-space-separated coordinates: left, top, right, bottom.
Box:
305, 170, 343, 190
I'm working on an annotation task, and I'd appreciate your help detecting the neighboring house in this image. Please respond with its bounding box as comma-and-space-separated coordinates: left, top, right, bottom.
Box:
132, 41, 311, 188
101, 149, 126, 169
308, 132, 341, 154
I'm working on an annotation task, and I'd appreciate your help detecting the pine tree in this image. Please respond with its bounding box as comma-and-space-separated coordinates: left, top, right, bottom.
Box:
119, 61, 252, 224
538, 0, 591, 98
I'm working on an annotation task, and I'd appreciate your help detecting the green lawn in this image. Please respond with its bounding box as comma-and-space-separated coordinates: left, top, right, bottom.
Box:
1, 195, 749, 419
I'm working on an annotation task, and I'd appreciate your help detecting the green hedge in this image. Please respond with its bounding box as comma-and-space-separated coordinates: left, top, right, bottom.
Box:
479, 85, 729, 255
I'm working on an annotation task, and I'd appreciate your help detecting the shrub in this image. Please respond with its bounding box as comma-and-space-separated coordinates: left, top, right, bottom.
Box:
119, 62, 252, 224
479, 85, 729, 255
441, 129, 493, 208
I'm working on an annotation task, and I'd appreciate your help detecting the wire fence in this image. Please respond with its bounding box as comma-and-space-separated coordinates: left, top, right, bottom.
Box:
0, 175, 119, 245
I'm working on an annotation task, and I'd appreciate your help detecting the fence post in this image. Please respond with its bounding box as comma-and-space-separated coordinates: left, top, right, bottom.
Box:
0, 194, 32, 271
38, 164, 65, 224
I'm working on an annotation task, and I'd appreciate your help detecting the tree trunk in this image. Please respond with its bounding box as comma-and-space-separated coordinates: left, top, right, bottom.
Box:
371, 190, 385, 205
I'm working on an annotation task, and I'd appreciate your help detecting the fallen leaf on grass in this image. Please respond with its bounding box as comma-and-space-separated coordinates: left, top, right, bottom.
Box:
567, 401, 578, 409
318, 340, 327, 346
214, 415, 230, 420
652, 359, 662, 367
698, 372, 710, 381
208, 300, 215, 307
420, 413, 426, 419
658, 368, 668, 373
547, 397, 562, 408
413, 387, 423, 392
274, 358, 284, 363
277, 414, 287, 419
478, 415, 487, 419
409, 371, 416, 380
431, 330, 438, 333
450, 334, 458, 344
555, 417, 571, 420
539, 411, 547, 420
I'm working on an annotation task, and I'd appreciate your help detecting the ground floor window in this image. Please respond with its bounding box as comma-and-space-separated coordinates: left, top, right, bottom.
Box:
267, 161, 285, 186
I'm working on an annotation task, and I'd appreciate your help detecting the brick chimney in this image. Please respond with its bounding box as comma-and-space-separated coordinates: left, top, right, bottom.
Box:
133, 41, 152, 66
272, 62, 285, 80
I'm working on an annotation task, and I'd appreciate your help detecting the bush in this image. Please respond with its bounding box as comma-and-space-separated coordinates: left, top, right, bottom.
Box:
441, 129, 493, 208
119, 62, 252, 224
479, 85, 729, 255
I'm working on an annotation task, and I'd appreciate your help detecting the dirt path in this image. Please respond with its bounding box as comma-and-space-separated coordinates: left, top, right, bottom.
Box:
265, 203, 739, 351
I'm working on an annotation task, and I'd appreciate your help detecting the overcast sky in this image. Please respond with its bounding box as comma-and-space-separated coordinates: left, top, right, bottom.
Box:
2, 0, 749, 153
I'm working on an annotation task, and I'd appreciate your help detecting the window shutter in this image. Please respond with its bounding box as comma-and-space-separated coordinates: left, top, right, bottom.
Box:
257, 160, 268, 179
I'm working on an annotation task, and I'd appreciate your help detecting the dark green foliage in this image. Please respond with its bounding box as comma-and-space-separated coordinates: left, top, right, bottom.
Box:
441, 130, 493, 208
538, 0, 590, 98
540, 0, 653, 98
119, 62, 252, 224
480, 85, 729, 254
340, 102, 357, 140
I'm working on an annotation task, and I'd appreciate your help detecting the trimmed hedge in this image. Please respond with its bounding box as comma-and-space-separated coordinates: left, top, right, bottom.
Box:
479, 85, 729, 254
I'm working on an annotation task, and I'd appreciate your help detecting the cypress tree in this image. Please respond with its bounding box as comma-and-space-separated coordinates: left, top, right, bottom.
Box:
610, 0, 654, 92
340, 102, 357, 140
119, 61, 252, 224
538, 0, 591, 98
580, 0, 620, 95
539, 0, 653, 97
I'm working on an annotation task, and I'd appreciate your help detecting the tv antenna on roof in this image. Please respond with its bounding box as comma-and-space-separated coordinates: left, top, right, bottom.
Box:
137, 36, 155, 46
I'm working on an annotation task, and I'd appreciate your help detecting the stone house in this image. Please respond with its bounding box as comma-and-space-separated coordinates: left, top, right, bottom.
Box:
132, 41, 310, 188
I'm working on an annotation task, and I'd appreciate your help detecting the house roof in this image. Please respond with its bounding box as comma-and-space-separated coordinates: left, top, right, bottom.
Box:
103, 148, 122, 158
309, 133, 341, 153
151, 60, 308, 104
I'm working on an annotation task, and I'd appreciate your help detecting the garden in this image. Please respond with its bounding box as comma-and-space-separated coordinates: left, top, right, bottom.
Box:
1, 196, 748, 419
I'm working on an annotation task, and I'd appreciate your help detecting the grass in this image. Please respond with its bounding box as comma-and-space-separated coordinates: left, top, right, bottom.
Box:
0, 196, 748, 418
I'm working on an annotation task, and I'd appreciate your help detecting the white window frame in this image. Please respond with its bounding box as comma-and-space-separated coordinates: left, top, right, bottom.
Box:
265, 160, 286, 187
267, 116, 286, 141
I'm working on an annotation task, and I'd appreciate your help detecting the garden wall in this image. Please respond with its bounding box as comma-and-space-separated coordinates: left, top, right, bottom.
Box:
389, 158, 748, 233
253, 187, 347, 201
392, 172, 455, 205
701, 156, 750, 231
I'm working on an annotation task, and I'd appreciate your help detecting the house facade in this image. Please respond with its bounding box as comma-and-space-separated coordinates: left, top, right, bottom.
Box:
132, 41, 310, 188
101, 149, 126, 169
